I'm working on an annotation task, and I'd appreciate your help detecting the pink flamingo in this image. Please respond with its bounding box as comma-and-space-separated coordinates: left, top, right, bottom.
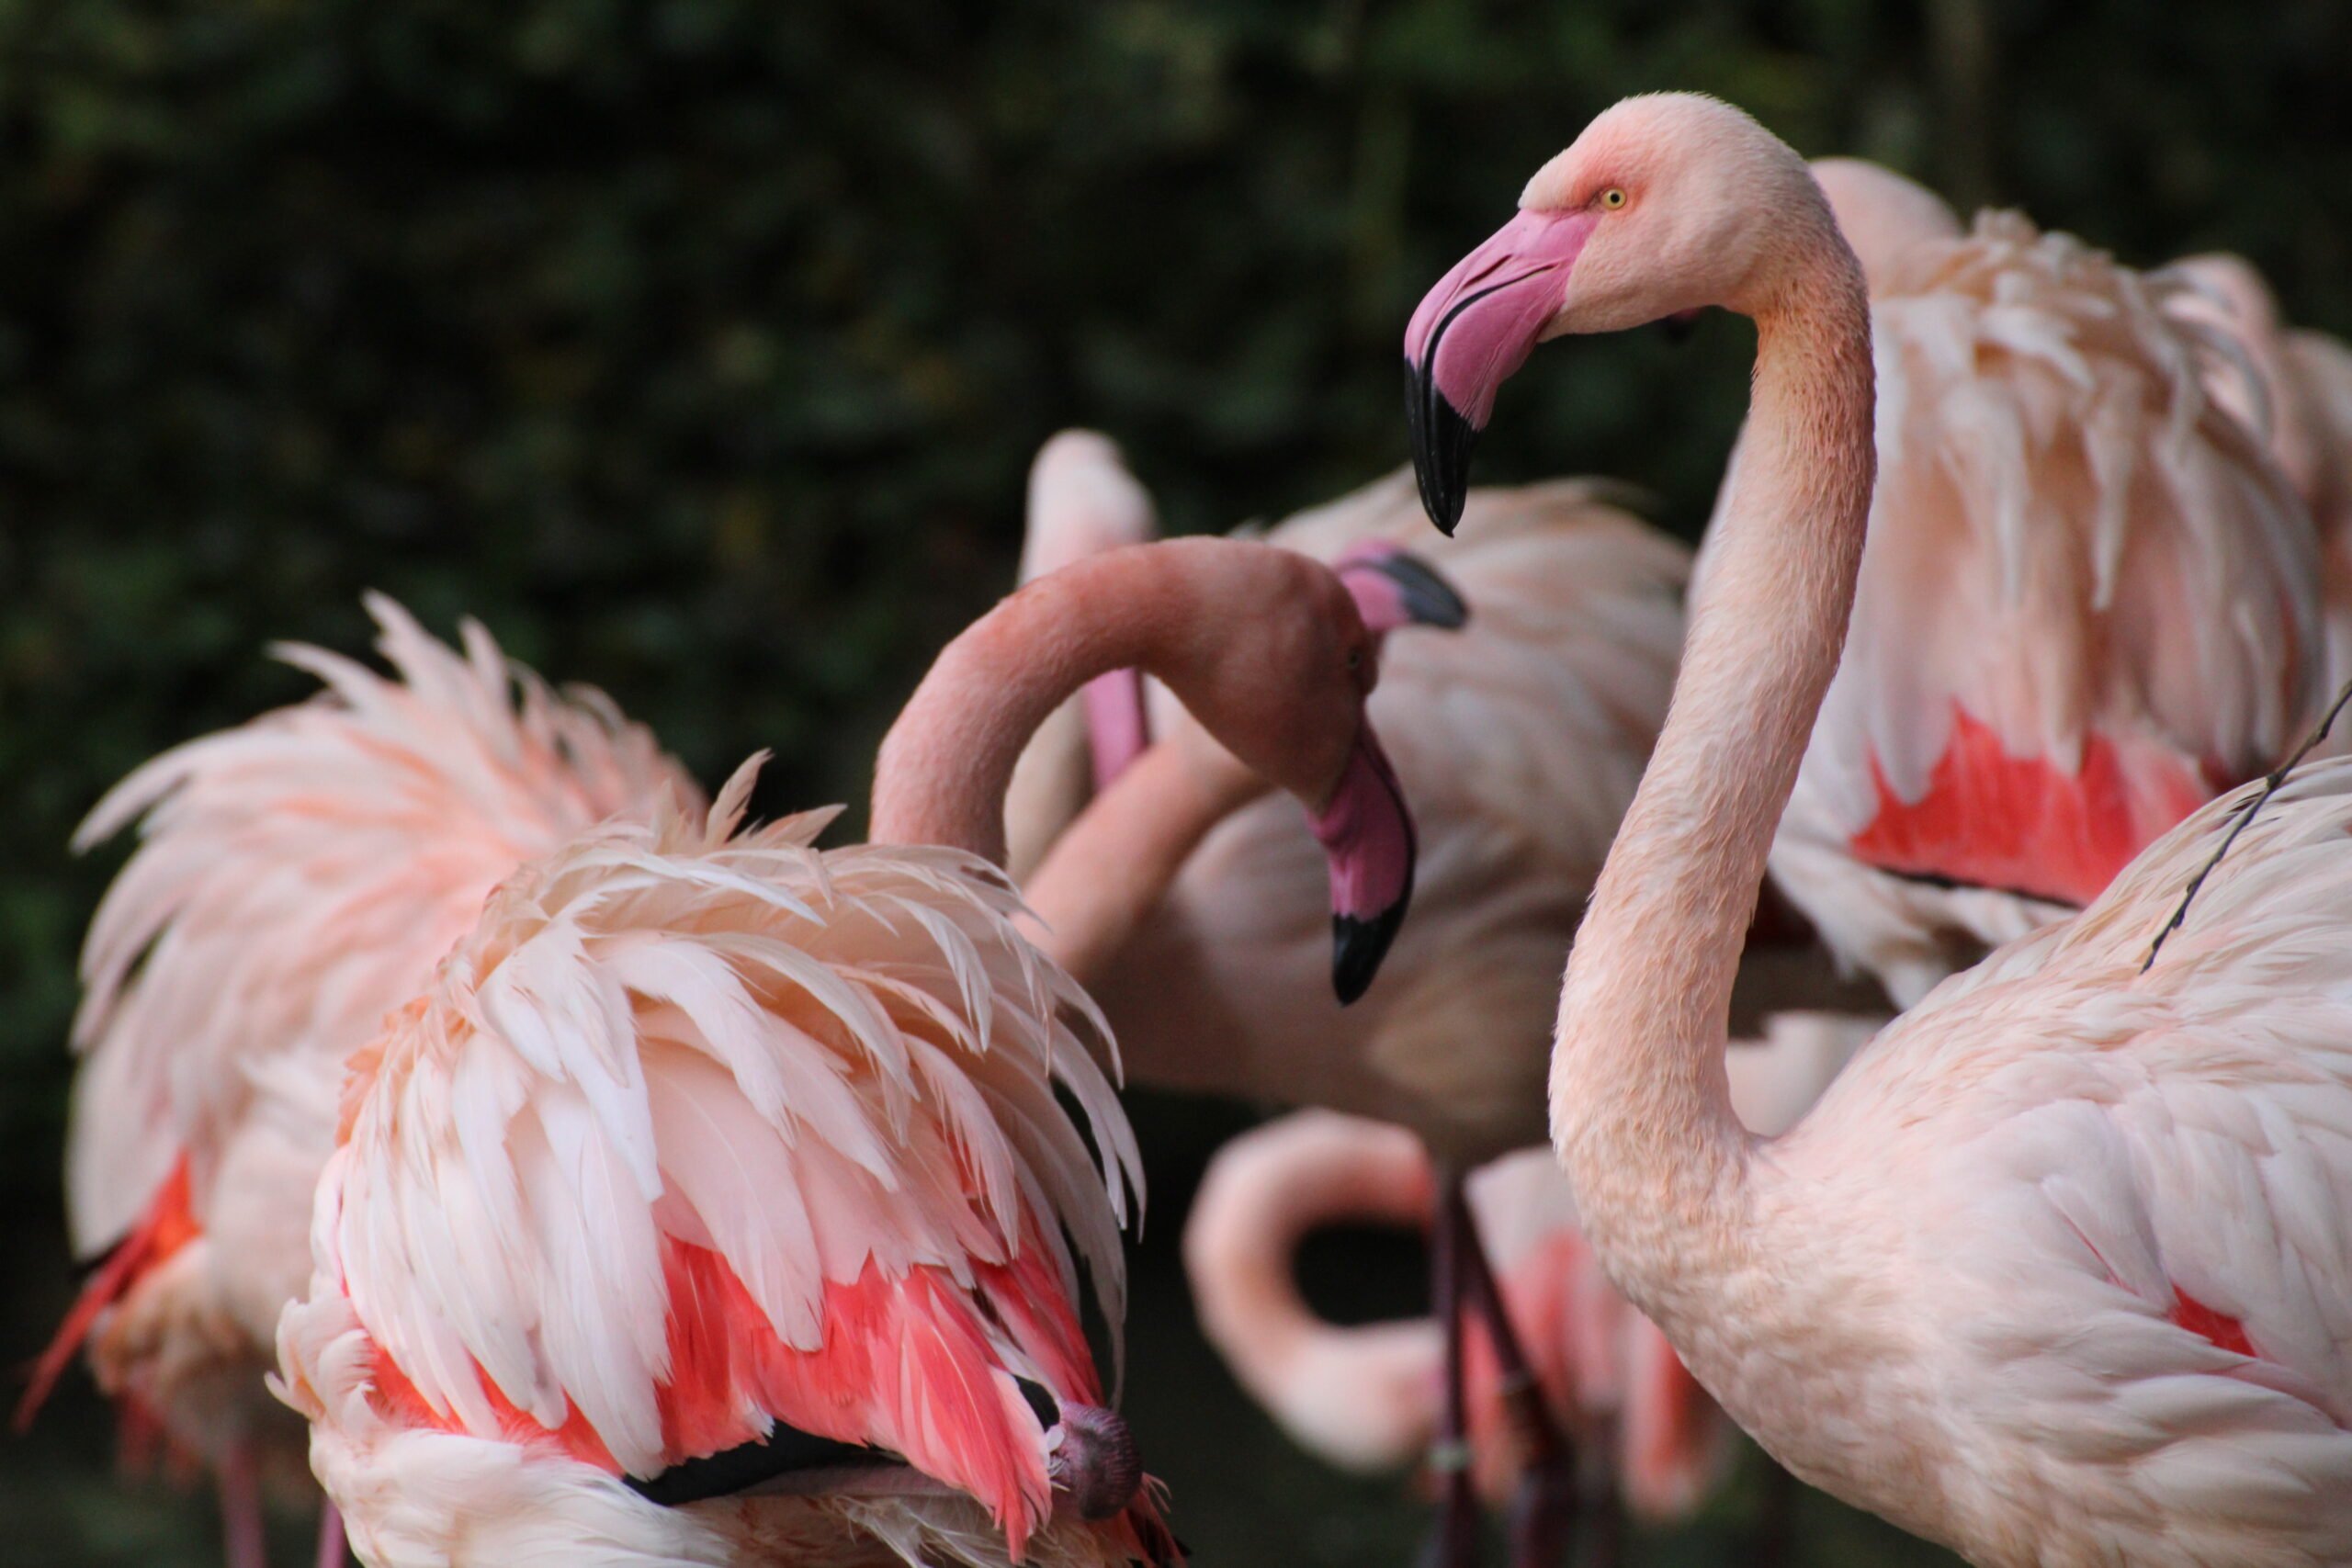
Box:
1406, 90, 2352, 1565
1681, 157, 2323, 1008
1181, 1016, 1877, 1524
1011, 442, 1691, 1560
26, 596, 700, 1568
276, 535, 1426, 1567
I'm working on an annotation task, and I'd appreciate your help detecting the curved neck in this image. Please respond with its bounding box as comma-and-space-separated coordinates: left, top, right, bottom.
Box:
870, 540, 1232, 860
1186, 1124, 1438, 1421
1548, 252, 1875, 1327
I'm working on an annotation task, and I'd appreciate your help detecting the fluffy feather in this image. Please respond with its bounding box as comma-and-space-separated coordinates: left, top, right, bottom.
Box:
1718, 212, 2323, 1004
51, 595, 697, 1461
280, 771, 1163, 1568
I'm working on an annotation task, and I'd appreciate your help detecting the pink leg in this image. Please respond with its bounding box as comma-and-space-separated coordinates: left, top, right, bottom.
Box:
219, 1442, 267, 1568
314, 1498, 347, 1568
1420, 1166, 1481, 1568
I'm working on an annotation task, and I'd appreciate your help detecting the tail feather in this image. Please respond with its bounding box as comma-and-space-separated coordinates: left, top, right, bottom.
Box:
17, 1157, 198, 1430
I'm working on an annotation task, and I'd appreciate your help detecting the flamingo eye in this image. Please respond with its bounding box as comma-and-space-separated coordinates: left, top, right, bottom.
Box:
1600, 187, 1628, 210
1346, 647, 1363, 671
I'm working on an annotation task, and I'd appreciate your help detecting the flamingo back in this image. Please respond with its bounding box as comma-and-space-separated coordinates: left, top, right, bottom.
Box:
1740, 213, 2323, 1002
40, 596, 698, 1447
280, 764, 1168, 1567
2284, 330, 2352, 755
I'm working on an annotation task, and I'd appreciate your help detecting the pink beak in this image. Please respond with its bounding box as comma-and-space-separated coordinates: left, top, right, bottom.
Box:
1308, 728, 1417, 1005
1403, 209, 1598, 533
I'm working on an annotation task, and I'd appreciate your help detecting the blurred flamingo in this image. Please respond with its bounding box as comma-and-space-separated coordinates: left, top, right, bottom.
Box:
1695, 157, 2322, 1007
24, 596, 700, 1568
2165, 252, 2352, 752
277, 534, 1427, 1567
1011, 439, 1695, 1560
1405, 90, 2352, 1565
1182, 1016, 1877, 1529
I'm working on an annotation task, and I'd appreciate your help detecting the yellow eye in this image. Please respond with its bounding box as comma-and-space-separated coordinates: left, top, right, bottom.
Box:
1600, 187, 1628, 210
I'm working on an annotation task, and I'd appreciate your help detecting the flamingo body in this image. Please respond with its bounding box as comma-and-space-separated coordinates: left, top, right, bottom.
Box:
1740, 203, 2322, 1004
277, 772, 1168, 1568
1732, 768, 2352, 1563
39, 597, 697, 1491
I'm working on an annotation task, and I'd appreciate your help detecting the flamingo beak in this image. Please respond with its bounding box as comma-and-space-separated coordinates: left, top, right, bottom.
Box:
1403, 209, 1598, 534
1333, 543, 1470, 633
1308, 728, 1417, 1004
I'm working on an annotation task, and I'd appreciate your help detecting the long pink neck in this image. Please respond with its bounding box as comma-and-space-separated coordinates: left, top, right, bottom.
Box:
1547, 248, 1875, 1327
870, 541, 1227, 859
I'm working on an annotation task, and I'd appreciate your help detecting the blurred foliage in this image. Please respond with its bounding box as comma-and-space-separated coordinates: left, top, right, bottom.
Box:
1, 1, 2345, 1562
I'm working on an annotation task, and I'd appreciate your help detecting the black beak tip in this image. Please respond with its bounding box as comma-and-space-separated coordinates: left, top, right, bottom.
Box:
1377, 553, 1470, 630
1403, 358, 1475, 536
1331, 900, 1408, 1005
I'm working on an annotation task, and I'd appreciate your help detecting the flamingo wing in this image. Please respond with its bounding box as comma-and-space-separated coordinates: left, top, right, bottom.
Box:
1746, 215, 2321, 1000
1786, 762, 2352, 1559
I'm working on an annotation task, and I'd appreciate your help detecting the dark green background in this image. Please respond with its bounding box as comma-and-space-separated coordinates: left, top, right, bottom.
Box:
6, 2, 2346, 1562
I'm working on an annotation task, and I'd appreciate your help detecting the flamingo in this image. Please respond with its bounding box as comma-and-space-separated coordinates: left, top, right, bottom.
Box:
1181, 1016, 1877, 1525
1010, 446, 1689, 1561
1804, 158, 1962, 292
274, 534, 1429, 1567
24, 595, 701, 1568
1685, 156, 2323, 1008
1405, 89, 2352, 1566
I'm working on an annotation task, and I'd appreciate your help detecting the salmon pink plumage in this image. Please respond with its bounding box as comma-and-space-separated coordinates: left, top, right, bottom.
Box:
1738, 186, 2324, 1006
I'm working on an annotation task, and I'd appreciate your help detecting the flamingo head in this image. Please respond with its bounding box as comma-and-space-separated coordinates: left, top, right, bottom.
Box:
1159, 539, 1465, 1002
1404, 93, 1847, 531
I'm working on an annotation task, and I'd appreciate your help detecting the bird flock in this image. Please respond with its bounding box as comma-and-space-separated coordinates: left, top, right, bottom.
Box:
25, 93, 2352, 1568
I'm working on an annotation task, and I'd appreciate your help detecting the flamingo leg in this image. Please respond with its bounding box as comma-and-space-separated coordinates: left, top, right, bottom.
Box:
1451, 1180, 1587, 1568
315, 1498, 347, 1568
1419, 1164, 1481, 1568
1754, 1453, 1799, 1568
219, 1441, 266, 1568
